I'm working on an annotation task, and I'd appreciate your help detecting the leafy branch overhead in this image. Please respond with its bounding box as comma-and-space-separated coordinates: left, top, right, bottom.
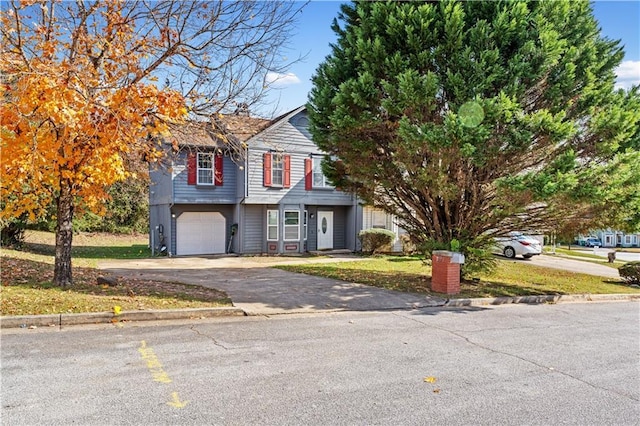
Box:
1, 0, 304, 286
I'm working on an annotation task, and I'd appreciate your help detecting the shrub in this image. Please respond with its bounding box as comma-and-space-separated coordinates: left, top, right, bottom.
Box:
359, 228, 396, 254
1, 218, 26, 247
399, 234, 417, 254
619, 261, 640, 285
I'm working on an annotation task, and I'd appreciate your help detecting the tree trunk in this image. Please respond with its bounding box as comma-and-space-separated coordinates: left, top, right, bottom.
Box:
53, 187, 74, 287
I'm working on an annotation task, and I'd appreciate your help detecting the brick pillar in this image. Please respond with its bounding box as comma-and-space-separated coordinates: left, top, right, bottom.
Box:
431, 252, 461, 294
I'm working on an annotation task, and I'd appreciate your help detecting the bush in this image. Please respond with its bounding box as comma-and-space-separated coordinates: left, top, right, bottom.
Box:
359, 228, 396, 254
1, 218, 26, 247
399, 234, 417, 254
619, 261, 640, 285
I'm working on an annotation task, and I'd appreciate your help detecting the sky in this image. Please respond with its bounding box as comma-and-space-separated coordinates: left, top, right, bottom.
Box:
262, 0, 640, 117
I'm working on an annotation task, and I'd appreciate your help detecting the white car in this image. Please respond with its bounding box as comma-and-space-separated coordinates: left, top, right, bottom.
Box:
494, 233, 542, 259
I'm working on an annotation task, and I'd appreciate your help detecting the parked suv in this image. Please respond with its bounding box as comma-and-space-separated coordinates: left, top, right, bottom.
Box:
584, 238, 602, 248
494, 233, 542, 259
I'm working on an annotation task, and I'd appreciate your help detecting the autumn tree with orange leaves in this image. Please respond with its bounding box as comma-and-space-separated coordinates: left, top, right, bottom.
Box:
1, 0, 303, 286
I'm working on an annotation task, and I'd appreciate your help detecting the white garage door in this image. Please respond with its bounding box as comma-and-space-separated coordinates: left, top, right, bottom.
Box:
176, 212, 226, 255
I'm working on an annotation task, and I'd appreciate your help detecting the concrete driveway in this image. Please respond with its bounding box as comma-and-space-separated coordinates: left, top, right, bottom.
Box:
99, 255, 447, 315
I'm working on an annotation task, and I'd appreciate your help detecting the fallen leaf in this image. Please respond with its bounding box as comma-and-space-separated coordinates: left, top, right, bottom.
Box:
424, 376, 437, 383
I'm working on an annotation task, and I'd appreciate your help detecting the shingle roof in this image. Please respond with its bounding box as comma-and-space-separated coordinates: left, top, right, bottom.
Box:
218, 115, 272, 143
168, 115, 272, 148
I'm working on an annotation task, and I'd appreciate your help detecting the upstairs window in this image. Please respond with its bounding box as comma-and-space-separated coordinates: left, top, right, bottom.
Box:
263, 152, 291, 188
187, 152, 223, 186
305, 156, 333, 190
312, 157, 332, 188
272, 153, 284, 186
197, 152, 214, 185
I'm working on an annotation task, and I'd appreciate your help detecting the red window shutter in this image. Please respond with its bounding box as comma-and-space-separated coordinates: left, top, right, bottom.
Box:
305, 158, 313, 190
283, 154, 291, 188
263, 153, 272, 187
187, 153, 196, 185
214, 154, 223, 186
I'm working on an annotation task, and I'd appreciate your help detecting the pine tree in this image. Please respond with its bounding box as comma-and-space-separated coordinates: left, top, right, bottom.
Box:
308, 0, 640, 273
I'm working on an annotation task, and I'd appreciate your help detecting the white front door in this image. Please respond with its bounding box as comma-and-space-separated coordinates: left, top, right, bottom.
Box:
317, 211, 333, 250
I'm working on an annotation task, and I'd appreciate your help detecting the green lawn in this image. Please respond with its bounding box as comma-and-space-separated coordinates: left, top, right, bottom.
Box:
1, 231, 231, 316
276, 255, 639, 298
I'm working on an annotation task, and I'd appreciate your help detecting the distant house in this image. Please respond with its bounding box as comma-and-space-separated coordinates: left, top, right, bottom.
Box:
149, 106, 364, 256
594, 230, 640, 248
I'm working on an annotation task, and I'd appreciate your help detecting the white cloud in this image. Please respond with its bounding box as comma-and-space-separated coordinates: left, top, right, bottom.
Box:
265, 72, 301, 88
614, 60, 640, 90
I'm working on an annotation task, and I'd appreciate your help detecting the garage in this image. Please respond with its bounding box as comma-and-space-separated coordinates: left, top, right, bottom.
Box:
176, 212, 226, 255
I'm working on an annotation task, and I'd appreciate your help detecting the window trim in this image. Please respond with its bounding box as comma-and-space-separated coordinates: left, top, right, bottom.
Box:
271, 153, 284, 187
267, 210, 279, 241
312, 156, 333, 189
304, 210, 308, 241
197, 152, 215, 186
283, 209, 300, 241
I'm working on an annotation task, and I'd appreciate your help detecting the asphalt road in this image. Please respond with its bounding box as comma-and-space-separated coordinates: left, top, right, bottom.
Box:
2, 302, 638, 425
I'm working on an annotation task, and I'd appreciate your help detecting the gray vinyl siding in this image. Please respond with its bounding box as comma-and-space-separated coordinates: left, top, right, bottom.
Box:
148, 162, 173, 251
172, 151, 239, 203
333, 206, 346, 249
242, 204, 264, 253
149, 203, 172, 255
244, 111, 355, 206
305, 206, 354, 251
307, 206, 318, 250
150, 107, 364, 255
149, 164, 172, 205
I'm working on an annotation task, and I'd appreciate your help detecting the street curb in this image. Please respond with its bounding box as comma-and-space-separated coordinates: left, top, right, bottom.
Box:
0, 307, 246, 329
445, 293, 640, 307
2, 295, 639, 328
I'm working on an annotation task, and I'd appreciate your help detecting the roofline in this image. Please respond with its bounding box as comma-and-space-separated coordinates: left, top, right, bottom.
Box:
244, 105, 306, 144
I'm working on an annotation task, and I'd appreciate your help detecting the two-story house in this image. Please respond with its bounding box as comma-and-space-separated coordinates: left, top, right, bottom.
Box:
149, 106, 363, 256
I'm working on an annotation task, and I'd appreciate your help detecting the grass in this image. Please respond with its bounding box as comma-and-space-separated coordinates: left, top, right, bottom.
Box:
275, 255, 640, 299
18, 230, 151, 267
4, 231, 638, 316
1, 231, 231, 316
547, 247, 610, 261
544, 247, 640, 269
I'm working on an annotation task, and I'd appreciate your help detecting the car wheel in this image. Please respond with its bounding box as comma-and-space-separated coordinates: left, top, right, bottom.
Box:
503, 246, 516, 259
523, 254, 533, 259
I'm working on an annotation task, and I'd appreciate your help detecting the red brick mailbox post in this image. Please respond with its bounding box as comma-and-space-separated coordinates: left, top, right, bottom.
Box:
431, 250, 465, 294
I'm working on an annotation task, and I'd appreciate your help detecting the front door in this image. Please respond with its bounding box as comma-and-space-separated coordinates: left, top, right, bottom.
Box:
317, 211, 333, 250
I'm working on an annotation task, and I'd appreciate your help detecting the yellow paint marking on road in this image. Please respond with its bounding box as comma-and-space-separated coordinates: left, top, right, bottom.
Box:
138, 341, 188, 409
138, 340, 172, 384
167, 391, 189, 408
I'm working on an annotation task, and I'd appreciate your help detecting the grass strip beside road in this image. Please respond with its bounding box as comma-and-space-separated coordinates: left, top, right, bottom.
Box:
275, 255, 640, 299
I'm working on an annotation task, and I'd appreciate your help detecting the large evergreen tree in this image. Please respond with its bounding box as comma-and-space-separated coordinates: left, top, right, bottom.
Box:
308, 0, 639, 269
